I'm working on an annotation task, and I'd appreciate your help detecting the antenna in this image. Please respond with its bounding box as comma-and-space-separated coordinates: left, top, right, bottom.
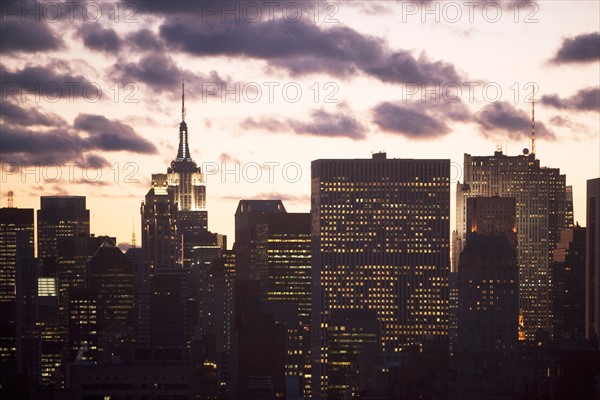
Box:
182, 77, 186, 122
131, 217, 136, 248
7, 191, 14, 208
531, 85, 535, 156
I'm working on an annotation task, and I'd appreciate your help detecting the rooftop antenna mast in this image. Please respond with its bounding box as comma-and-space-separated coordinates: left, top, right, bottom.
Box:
131, 217, 136, 248
182, 77, 186, 122
531, 85, 536, 156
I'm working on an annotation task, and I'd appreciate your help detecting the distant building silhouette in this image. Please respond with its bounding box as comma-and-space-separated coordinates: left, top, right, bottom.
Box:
0, 207, 38, 384
233, 200, 312, 398
85, 240, 135, 362
552, 227, 586, 341
586, 177, 600, 347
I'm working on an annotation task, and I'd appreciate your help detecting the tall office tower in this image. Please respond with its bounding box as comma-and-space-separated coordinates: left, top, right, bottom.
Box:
233, 279, 286, 400
141, 82, 210, 271
457, 150, 567, 340
234, 200, 286, 283
149, 81, 208, 269
85, 240, 135, 362
37, 196, 90, 261
234, 200, 312, 397
192, 248, 235, 396
150, 269, 187, 348
37, 196, 90, 387
551, 227, 586, 340
125, 247, 150, 345
167, 81, 207, 217
585, 178, 599, 345
458, 197, 519, 349
565, 186, 574, 228
200, 254, 234, 395
456, 233, 518, 399
311, 153, 450, 396
0, 207, 37, 380
142, 174, 179, 272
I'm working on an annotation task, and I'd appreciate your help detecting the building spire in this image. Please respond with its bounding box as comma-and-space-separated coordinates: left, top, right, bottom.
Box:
176, 79, 191, 161
182, 77, 186, 122
531, 85, 536, 156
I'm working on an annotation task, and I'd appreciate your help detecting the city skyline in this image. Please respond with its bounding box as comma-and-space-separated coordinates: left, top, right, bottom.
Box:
2, 2, 600, 398
1, 1, 599, 246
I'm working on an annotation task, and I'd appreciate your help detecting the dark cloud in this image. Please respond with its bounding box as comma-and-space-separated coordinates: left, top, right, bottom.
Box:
78, 25, 122, 53
0, 18, 63, 53
74, 114, 158, 154
112, 53, 228, 97
288, 110, 366, 139
158, 18, 462, 84
541, 87, 599, 112
0, 101, 64, 127
0, 124, 110, 166
242, 108, 366, 140
372, 102, 449, 138
0, 124, 86, 156
551, 32, 600, 64
127, 29, 164, 51
476, 102, 555, 140
0, 63, 94, 99
1, 102, 157, 166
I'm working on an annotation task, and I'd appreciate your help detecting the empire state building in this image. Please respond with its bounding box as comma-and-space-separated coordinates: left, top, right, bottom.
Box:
166, 81, 208, 233
142, 81, 208, 271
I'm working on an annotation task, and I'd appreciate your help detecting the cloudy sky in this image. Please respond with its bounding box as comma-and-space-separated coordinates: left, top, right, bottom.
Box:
1, 0, 598, 248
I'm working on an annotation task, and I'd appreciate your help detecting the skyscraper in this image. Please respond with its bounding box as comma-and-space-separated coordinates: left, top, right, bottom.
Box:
37, 196, 90, 386
142, 81, 208, 270
141, 174, 179, 272
456, 150, 567, 340
0, 207, 36, 380
551, 227, 586, 341
37, 196, 90, 261
311, 153, 450, 396
234, 200, 312, 398
586, 177, 599, 346
85, 240, 135, 362
457, 197, 519, 350
140, 83, 224, 356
